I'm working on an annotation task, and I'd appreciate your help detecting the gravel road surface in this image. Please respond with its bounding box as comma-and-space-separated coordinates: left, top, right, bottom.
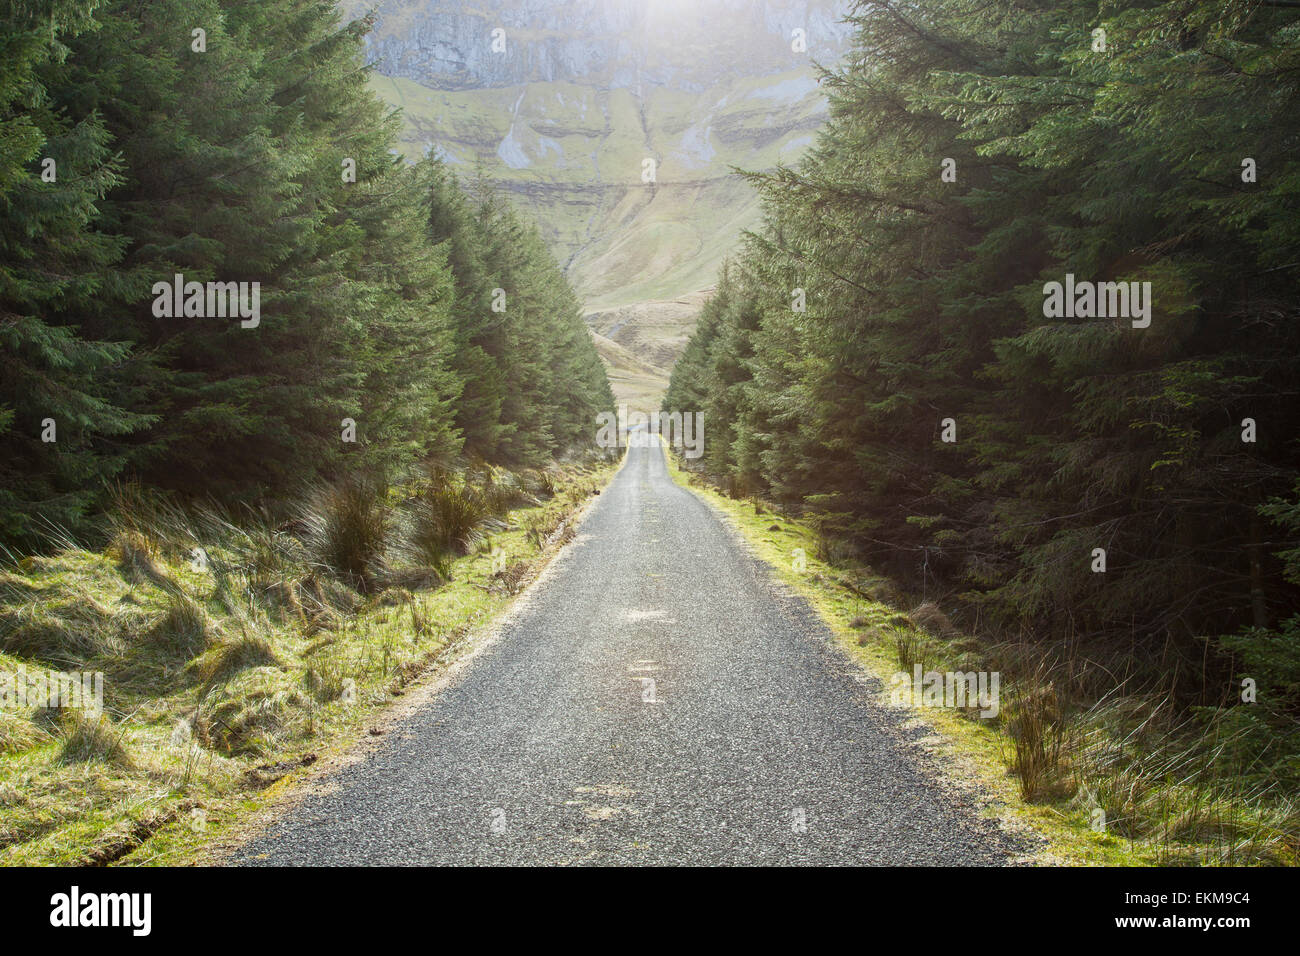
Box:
234, 442, 1023, 865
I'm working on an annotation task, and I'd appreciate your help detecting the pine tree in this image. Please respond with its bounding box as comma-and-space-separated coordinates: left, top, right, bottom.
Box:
669, 0, 1300, 702
0, 0, 152, 545
1, 0, 614, 551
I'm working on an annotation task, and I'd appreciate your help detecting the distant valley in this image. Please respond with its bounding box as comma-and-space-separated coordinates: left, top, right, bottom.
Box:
342, 0, 849, 406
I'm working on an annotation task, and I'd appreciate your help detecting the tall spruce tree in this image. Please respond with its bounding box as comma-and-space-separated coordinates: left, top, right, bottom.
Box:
0, 0, 151, 545
668, 0, 1300, 710
1, 0, 613, 548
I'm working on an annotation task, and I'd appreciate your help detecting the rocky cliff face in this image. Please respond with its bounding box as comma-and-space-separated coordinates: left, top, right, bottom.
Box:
351, 0, 848, 92
339, 0, 850, 404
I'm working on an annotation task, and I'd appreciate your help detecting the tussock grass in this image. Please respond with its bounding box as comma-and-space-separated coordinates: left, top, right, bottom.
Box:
303, 659, 350, 704
409, 475, 493, 574
109, 530, 167, 583
910, 601, 955, 639
476, 464, 537, 513
193, 636, 280, 688
1004, 668, 1068, 801
148, 594, 214, 660
527, 468, 559, 500
892, 628, 929, 672
59, 713, 129, 766
0, 709, 48, 755
0, 453, 615, 865
197, 668, 307, 756
302, 479, 391, 593
668, 451, 1300, 866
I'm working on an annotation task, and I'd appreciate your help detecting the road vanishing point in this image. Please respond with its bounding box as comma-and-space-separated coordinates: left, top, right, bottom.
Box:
235, 442, 1023, 865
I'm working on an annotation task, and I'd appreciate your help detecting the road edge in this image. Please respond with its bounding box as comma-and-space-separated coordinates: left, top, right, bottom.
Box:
658, 444, 1132, 866
161, 453, 629, 866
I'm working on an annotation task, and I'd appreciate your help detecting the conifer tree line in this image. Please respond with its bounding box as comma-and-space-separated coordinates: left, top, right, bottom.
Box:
0, 0, 613, 550
666, 0, 1300, 713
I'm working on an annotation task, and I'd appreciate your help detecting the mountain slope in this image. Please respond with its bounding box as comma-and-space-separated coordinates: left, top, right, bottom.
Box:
342, 0, 849, 405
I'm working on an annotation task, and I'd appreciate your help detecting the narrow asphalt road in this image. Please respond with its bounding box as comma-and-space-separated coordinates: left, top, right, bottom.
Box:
235, 442, 1022, 865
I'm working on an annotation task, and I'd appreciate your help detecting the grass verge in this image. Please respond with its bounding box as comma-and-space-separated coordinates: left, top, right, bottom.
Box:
0, 456, 618, 866
662, 450, 1296, 866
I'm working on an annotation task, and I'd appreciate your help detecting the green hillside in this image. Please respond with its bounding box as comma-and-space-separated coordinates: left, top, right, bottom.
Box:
369, 69, 827, 310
